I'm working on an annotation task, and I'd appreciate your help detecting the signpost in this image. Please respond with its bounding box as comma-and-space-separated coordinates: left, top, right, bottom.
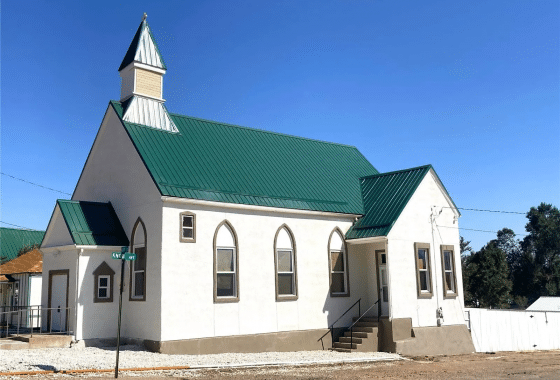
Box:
112, 246, 136, 379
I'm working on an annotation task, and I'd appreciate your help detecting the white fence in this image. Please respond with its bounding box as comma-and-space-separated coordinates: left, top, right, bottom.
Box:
466, 308, 560, 352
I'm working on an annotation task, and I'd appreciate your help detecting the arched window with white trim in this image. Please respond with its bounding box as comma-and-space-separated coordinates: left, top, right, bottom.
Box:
274, 225, 298, 301
130, 218, 147, 301
213, 221, 239, 303
328, 228, 349, 297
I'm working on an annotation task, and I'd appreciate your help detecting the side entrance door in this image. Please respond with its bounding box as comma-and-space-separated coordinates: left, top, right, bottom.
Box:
377, 251, 389, 316
48, 270, 69, 332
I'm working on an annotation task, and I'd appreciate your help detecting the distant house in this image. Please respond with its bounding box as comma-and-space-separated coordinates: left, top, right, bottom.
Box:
0, 249, 43, 327
0, 228, 44, 317
526, 297, 560, 312
40, 15, 474, 356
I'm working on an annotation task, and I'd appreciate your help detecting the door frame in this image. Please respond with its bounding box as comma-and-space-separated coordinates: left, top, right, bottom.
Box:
48, 269, 69, 332
375, 250, 388, 317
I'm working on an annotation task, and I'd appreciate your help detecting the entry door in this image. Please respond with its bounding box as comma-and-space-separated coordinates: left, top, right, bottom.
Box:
377, 251, 389, 316
49, 271, 68, 332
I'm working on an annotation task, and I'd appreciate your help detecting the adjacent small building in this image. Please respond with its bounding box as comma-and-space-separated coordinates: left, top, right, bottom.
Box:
40, 15, 474, 355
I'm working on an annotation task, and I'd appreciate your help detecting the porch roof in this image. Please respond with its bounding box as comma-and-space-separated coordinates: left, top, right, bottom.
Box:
346, 165, 445, 239
56, 200, 129, 246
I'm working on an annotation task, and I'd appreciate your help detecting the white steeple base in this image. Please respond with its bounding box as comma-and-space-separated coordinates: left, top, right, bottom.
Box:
122, 96, 179, 133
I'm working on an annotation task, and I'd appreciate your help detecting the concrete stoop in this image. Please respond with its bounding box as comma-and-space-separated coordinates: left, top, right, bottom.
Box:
393, 325, 475, 356
332, 317, 379, 353
1, 334, 72, 349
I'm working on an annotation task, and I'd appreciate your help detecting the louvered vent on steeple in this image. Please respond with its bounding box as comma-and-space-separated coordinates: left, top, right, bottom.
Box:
118, 13, 178, 133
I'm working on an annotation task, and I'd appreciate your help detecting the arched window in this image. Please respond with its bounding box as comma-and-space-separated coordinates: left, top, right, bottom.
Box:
328, 228, 349, 297
213, 221, 239, 303
274, 225, 298, 301
130, 218, 147, 301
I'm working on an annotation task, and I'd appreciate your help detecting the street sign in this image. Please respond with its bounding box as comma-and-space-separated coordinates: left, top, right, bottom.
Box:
124, 253, 137, 261
112, 252, 124, 260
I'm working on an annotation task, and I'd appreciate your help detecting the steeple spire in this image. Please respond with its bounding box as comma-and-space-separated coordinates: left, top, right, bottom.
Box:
118, 14, 178, 133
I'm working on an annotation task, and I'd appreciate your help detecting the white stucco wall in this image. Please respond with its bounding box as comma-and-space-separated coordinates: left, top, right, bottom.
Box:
159, 201, 365, 342
42, 207, 74, 248
71, 106, 163, 341
387, 170, 464, 327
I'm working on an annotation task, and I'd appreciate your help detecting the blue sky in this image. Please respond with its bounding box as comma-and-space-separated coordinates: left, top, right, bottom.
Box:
1, 0, 558, 251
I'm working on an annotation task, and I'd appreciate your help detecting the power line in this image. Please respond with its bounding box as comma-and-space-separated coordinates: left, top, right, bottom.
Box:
438, 224, 528, 237
444, 206, 525, 215
1, 172, 72, 196
0, 221, 42, 231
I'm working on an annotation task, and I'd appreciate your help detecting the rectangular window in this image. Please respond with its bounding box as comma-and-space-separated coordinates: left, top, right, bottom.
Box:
180, 212, 196, 242
216, 248, 236, 297
441, 245, 457, 296
132, 246, 146, 298
330, 250, 348, 295
97, 275, 110, 299
414, 243, 432, 298
277, 249, 295, 296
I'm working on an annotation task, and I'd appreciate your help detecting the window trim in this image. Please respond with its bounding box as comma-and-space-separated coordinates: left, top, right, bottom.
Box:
129, 218, 147, 302
213, 220, 240, 303
440, 245, 458, 298
93, 261, 115, 303
179, 211, 196, 243
328, 227, 350, 297
273, 224, 298, 301
414, 242, 433, 298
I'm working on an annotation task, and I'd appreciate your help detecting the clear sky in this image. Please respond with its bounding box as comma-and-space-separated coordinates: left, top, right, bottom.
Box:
1, 0, 558, 251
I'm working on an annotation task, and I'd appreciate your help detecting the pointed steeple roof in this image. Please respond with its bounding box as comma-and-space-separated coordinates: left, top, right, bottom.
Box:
119, 14, 166, 71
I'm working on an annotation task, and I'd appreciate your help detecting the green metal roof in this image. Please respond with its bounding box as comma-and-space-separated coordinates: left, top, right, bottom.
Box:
110, 101, 379, 215
346, 165, 432, 239
119, 17, 166, 71
0, 228, 45, 263
57, 200, 129, 246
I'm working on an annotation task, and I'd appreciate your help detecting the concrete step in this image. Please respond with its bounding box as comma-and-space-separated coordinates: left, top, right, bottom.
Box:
11, 334, 72, 349
331, 347, 352, 353
352, 316, 379, 323
344, 331, 371, 338
339, 336, 363, 344
353, 321, 378, 328
333, 342, 358, 350
351, 326, 376, 333
0, 339, 30, 350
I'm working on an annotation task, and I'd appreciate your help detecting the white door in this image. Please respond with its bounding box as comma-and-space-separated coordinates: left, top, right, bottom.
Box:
378, 252, 389, 316
49, 273, 68, 332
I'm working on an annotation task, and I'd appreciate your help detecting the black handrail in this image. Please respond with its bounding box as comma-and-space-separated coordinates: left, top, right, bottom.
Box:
347, 299, 380, 348
318, 298, 361, 349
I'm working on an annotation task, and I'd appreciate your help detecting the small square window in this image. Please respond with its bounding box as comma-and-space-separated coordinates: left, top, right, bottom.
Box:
180, 213, 196, 242
93, 262, 115, 303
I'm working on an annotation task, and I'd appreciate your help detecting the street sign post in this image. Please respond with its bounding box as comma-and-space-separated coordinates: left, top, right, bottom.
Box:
111, 246, 135, 378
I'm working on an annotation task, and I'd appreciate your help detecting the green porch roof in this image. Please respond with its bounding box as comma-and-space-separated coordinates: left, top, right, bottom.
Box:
110, 101, 379, 215
57, 200, 129, 246
0, 228, 45, 264
346, 165, 432, 239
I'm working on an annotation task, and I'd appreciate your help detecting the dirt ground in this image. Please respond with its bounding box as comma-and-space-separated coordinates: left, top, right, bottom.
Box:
20, 350, 560, 380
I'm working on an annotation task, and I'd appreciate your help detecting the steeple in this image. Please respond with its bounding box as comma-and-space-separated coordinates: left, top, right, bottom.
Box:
118, 14, 178, 133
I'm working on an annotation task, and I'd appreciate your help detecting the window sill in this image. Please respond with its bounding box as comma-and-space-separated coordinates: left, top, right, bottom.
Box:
417, 292, 433, 299
214, 296, 239, 303
93, 298, 113, 303
180, 238, 196, 243
276, 295, 298, 302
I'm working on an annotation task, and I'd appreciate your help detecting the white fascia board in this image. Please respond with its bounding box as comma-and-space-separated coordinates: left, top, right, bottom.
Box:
41, 245, 126, 253
120, 61, 166, 75
345, 236, 387, 245
428, 168, 460, 218
161, 196, 362, 220
40, 245, 77, 253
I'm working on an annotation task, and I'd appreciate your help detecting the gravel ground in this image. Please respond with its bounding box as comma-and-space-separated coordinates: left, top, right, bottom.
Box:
0, 345, 401, 374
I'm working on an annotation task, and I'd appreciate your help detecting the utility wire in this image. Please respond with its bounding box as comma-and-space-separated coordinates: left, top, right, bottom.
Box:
438, 224, 528, 237
0, 221, 42, 231
1, 172, 72, 196
444, 206, 525, 215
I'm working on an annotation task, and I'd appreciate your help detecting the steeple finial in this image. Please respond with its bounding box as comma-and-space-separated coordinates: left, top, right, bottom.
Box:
142, 13, 147, 21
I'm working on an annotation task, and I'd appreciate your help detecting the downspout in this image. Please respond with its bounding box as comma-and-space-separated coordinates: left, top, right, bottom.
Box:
431, 206, 442, 326
74, 249, 83, 341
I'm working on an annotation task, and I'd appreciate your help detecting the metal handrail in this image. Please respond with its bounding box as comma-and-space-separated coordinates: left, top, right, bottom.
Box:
1, 306, 73, 339
318, 298, 361, 348
347, 299, 380, 347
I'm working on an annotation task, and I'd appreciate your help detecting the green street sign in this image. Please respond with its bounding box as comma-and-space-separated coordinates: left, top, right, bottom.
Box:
124, 253, 137, 261
112, 252, 124, 260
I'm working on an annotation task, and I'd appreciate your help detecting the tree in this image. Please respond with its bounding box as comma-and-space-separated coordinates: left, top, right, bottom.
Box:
464, 241, 512, 308
17, 243, 40, 257
521, 203, 560, 298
